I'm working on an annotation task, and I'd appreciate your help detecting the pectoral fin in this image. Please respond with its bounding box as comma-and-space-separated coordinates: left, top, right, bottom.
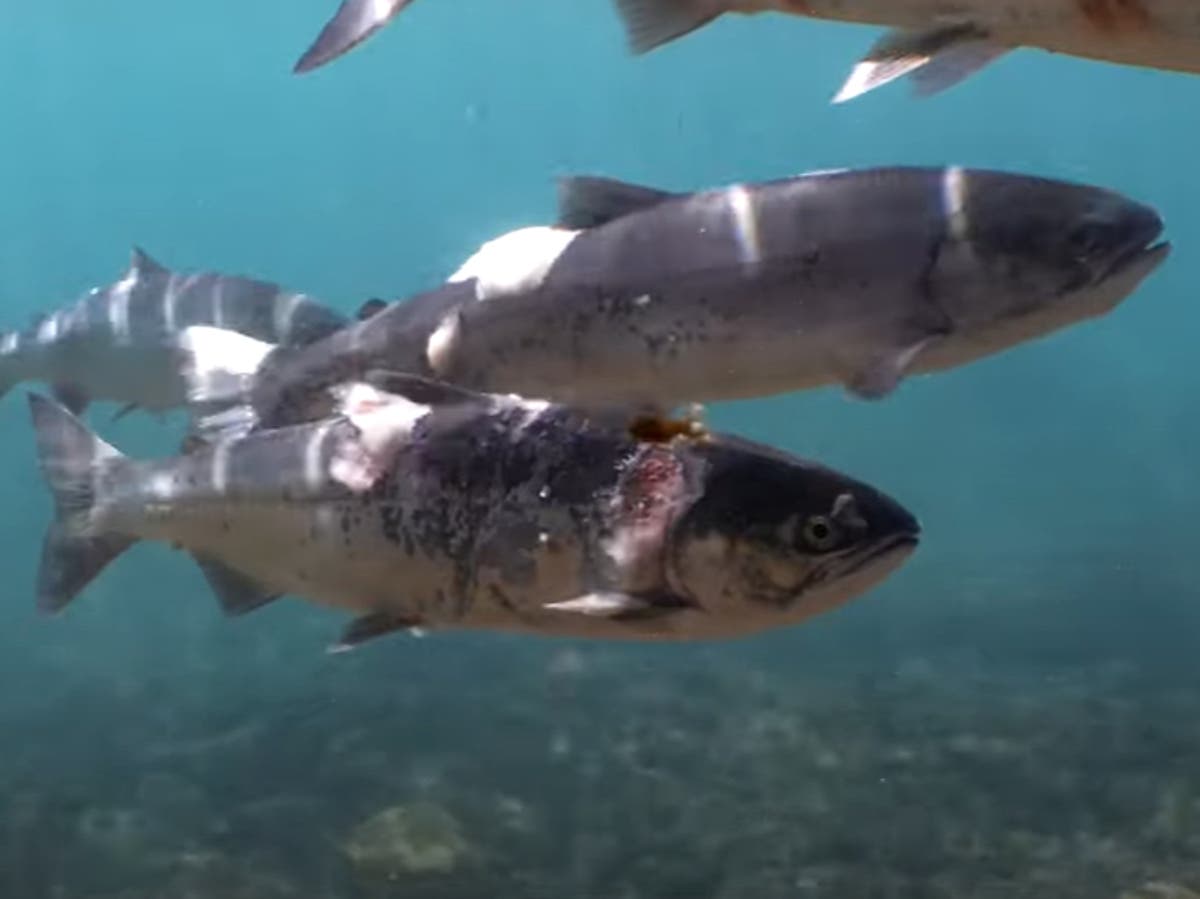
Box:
845, 338, 937, 400
833, 23, 1008, 104
544, 590, 694, 621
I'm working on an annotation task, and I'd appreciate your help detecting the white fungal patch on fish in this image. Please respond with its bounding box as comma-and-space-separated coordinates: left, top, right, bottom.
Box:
727, 184, 763, 266
448, 226, 580, 301
425, 311, 462, 375
330, 382, 431, 492
1, 332, 19, 354
942, 165, 970, 241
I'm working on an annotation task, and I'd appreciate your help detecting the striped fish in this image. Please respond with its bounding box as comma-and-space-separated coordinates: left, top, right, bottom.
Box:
0, 248, 347, 417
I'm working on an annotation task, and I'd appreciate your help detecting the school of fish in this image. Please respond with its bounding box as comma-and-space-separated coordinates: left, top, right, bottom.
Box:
8, 0, 1186, 651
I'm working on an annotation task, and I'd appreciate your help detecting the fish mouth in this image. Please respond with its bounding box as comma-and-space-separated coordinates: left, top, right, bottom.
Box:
855, 531, 920, 571
788, 530, 919, 614
1102, 239, 1171, 282
813, 530, 919, 587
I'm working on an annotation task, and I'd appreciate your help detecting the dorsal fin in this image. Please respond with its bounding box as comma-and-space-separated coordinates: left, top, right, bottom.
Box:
356, 298, 389, 321
129, 246, 167, 277
556, 175, 677, 229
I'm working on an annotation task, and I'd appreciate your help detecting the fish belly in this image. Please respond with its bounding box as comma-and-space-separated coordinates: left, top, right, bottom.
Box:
133, 502, 437, 617
131, 493, 601, 634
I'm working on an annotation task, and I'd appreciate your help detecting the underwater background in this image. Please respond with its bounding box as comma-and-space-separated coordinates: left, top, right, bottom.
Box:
1, 0, 1199, 896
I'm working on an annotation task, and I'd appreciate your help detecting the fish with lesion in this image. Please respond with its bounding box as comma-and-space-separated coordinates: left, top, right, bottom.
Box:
26, 374, 920, 648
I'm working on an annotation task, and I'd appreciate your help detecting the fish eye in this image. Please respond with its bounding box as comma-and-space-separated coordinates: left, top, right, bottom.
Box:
801, 515, 839, 551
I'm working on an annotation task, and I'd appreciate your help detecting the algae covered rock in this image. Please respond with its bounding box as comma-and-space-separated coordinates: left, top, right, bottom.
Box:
344, 801, 472, 878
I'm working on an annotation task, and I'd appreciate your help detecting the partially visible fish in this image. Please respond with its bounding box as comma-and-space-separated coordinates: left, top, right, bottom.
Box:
0, 248, 348, 417
27, 376, 920, 645
611, 0, 1200, 101
177, 166, 1168, 434
294, 0, 414, 73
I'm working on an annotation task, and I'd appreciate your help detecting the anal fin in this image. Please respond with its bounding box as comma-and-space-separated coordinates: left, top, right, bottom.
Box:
193, 555, 282, 616
612, 0, 721, 55
832, 23, 1006, 103
328, 611, 426, 653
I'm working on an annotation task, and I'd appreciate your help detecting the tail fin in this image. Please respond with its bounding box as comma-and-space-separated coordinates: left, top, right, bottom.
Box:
27, 393, 135, 613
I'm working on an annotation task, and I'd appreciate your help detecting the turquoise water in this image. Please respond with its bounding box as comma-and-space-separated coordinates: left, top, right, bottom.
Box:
1, 1, 1198, 896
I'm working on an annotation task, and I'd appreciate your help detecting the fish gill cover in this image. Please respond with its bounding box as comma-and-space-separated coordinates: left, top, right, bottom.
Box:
0, 0, 1197, 897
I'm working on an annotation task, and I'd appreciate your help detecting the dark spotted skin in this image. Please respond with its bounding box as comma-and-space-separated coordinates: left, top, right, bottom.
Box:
96, 388, 919, 641
117, 397, 674, 633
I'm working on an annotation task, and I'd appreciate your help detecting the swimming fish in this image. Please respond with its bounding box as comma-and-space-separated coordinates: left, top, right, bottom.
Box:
27, 375, 919, 645
179, 166, 1168, 432
0, 248, 348, 418
613, 0, 1200, 101
294, 0, 413, 73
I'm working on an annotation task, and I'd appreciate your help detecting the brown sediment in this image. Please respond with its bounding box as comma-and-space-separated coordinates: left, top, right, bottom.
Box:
1078, 0, 1152, 33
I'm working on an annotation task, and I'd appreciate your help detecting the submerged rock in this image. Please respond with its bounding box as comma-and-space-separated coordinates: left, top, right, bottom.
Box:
344, 801, 472, 878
